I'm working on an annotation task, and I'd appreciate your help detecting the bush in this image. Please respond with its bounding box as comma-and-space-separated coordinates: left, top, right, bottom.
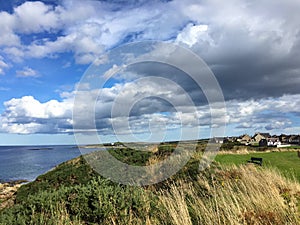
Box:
1, 177, 159, 225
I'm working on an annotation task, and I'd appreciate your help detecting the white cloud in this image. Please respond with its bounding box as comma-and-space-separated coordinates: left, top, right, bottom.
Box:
14, 1, 62, 33
1, 83, 300, 135
0, 0, 300, 137
0, 0, 189, 64
16, 67, 39, 77
175, 23, 211, 47
3, 96, 67, 118
3, 46, 25, 62
62, 61, 71, 68
0, 56, 9, 75
0, 95, 73, 134
0, 0, 299, 67
26, 34, 75, 58
224, 94, 300, 131
25, 24, 105, 64
0, 11, 19, 47
103, 64, 123, 79
0, 87, 10, 91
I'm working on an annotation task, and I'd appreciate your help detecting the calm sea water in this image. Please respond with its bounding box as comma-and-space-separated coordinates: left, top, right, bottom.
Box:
0, 145, 96, 182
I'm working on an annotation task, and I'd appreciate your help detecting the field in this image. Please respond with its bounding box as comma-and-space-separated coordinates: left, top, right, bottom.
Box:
215, 151, 300, 182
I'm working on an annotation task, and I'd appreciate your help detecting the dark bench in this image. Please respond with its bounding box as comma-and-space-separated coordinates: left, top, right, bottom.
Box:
247, 157, 263, 166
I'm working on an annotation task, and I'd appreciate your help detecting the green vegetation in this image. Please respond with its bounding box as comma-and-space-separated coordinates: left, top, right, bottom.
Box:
220, 141, 242, 150
108, 148, 153, 166
286, 145, 300, 149
215, 151, 300, 182
0, 144, 300, 224
15, 156, 98, 203
1, 177, 159, 224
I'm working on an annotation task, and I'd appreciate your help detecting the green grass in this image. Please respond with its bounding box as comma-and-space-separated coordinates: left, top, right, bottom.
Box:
286, 145, 300, 149
1, 146, 300, 224
215, 151, 300, 182
108, 148, 153, 166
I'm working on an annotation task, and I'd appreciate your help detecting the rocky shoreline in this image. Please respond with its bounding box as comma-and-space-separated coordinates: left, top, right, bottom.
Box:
0, 180, 28, 210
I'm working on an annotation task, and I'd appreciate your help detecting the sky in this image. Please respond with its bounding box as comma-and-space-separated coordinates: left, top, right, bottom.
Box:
0, 0, 300, 145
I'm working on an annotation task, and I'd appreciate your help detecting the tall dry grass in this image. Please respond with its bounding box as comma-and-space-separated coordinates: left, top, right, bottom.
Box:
158, 165, 300, 225
2, 161, 299, 224
29, 201, 83, 225
86, 162, 300, 225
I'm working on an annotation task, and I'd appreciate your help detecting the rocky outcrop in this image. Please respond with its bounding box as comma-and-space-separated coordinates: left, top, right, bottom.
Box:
0, 180, 27, 210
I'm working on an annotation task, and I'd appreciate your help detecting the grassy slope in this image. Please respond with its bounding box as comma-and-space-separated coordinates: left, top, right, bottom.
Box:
15, 156, 99, 203
215, 151, 300, 182
0, 145, 300, 224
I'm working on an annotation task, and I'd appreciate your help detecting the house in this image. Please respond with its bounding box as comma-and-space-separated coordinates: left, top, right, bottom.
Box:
267, 137, 281, 147
212, 137, 225, 144
279, 134, 290, 144
237, 134, 251, 145
252, 132, 271, 143
224, 136, 238, 143
289, 135, 300, 145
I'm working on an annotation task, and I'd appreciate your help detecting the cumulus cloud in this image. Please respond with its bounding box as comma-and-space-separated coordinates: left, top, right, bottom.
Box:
1, 0, 300, 84
0, 72, 204, 135
179, 0, 300, 100
0, 11, 20, 46
175, 23, 210, 47
3, 46, 24, 62
0, 0, 190, 64
224, 94, 300, 132
1, 74, 300, 135
0, 95, 73, 134
14, 1, 62, 33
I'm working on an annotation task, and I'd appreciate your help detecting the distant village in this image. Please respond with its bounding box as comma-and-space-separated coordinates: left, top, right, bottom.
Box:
213, 133, 300, 147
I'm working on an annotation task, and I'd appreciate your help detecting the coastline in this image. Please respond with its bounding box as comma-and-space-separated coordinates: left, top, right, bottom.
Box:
0, 145, 83, 183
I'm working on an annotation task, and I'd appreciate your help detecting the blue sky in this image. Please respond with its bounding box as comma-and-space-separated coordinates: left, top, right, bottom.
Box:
0, 0, 300, 145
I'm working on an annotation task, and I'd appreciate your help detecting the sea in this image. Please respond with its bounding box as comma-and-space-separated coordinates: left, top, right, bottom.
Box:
0, 145, 97, 182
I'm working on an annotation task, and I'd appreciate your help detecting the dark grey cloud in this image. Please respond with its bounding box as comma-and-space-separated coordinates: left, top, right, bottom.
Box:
124, 62, 208, 106
184, 2, 300, 101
